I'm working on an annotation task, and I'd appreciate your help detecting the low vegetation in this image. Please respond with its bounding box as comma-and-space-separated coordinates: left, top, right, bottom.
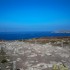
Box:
1, 59, 8, 63
52, 64, 68, 70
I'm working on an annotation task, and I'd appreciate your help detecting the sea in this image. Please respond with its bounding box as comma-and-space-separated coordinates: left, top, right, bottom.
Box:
0, 32, 70, 40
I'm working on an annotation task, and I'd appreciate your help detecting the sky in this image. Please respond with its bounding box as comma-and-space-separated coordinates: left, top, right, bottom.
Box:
0, 0, 70, 32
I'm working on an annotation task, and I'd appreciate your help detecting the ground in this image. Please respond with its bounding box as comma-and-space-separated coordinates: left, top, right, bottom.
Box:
1, 41, 69, 70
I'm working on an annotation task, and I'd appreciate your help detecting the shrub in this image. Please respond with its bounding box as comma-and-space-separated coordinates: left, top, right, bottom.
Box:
52, 64, 68, 70
52, 64, 59, 70
1, 59, 7, 63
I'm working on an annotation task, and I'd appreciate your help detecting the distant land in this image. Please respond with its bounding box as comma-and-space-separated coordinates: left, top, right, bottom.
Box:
53, 30, 70, 33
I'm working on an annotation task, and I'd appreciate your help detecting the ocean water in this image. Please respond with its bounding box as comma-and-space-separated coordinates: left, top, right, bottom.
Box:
0, 32, 70, 40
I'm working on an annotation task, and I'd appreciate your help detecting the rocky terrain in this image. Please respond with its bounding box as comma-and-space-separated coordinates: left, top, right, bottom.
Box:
0, 40, 69, 70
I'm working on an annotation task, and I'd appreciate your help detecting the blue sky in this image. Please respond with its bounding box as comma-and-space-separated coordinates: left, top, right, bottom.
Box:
0, 0, 70, 32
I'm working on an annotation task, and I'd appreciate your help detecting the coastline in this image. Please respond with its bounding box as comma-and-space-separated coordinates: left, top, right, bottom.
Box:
0, 32, 70, 40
